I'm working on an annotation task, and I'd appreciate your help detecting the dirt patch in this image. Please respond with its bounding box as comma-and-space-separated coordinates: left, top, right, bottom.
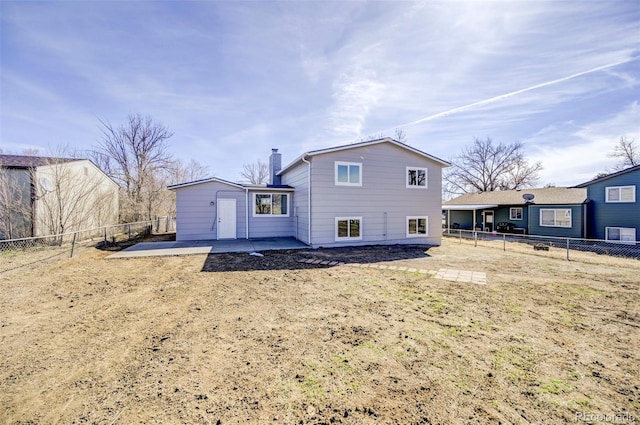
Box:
202, 245, 432, 272
1, 238, 638, 424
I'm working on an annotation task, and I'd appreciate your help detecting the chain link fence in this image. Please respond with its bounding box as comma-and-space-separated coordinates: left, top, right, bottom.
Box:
152, 215, 176, 233
443, 229, 640, 262
0, 220, 163, 274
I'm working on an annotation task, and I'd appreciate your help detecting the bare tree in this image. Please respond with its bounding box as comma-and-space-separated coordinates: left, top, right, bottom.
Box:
241, 160, 269, 184
359, 128, 408, 144
394, 128, 408, 144
97, 114, 173, 221
167, 159, 211, 186
609, 136, 638, 170
444, 137, 542, 196
153, 159, 211, 217
35, 149, 118, 237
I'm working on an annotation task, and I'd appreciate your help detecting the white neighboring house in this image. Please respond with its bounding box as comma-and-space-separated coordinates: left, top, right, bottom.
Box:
0, 155, 119, 239
168, 138, 450, 247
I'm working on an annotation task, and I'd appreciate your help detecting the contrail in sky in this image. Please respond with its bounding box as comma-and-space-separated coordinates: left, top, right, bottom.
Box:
390, 56, 637, 131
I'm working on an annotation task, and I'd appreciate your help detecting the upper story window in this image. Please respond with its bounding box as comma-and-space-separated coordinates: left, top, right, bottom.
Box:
510, 207, 523, 220
254, 193, 289, 216
540, 208, 571, 228
406, 167, 427, 188
605, 186, 635, 203
335, 162, 362, 186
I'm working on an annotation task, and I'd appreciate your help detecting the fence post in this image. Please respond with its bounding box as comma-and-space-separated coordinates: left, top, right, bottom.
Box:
503, 233, 506, 251
566, 238, 570, 261
459, 229, 462, 244
128, 224, 131, 240
103, 227, 107, 246
474, 232, 478, 247
70, 232, 77, 258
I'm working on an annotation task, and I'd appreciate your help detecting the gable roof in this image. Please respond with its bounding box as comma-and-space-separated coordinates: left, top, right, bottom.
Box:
167, 176, 294, 191
168, 176, 245, 190
444, 187, 588, 206
278, 137, 450, 175
0, 154, 80, 168
573, 164, 640, 187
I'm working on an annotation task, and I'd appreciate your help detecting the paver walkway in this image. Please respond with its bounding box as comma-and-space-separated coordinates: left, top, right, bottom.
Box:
297, 259, 487, 285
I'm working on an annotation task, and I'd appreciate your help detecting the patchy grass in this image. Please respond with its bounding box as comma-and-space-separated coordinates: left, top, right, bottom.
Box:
0, 238, 638, 424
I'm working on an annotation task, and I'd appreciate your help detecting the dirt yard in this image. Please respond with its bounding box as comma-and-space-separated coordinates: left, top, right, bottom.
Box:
1, 237, 638, 424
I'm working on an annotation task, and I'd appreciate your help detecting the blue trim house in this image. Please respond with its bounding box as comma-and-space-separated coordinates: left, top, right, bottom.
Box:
442, 187, 588, 238
573, 165, 639, 243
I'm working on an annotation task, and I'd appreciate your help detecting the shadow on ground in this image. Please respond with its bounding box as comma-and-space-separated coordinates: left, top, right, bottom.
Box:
201, 244, 433, 272
95, 232, 177, 252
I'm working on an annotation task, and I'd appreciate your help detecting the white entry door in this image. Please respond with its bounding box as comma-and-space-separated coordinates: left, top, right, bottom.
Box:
217, 199, 236, 239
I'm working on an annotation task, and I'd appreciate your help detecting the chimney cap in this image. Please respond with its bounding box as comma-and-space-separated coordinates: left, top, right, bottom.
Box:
272, 148, 279, 153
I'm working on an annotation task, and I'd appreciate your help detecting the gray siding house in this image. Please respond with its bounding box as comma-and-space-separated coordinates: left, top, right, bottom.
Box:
574, 165, 639, 242
443, 187, 588, 238
169, 138, 450, 247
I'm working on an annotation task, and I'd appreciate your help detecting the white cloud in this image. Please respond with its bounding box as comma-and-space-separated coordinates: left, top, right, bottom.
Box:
528, 101, 640, 186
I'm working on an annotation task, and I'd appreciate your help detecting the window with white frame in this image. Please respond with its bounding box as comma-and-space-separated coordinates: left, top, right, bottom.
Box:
606, 227, 636, 243
407, 216, 428, 237
335, 217, 362, 240
253, 193, 289, 216
406, 167, 427, 188
605, 186, 635, 203
335, 162, 362, 186
510, 207, 523, 220
540, 208, 571, 228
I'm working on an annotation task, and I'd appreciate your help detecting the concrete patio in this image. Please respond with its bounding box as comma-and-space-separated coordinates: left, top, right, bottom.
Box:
107, 237, 310, 259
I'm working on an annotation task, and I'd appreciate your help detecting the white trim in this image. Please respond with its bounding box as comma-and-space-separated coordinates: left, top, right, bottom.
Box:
335, 161, 362, 186
279, 137, 450, 176
605, 185, 635, 203
252, 192, 290, 217
539, 208, 572, 228
168, 177, 245, 190
335, 216, 363, 241
406, 216, 428, 237
510, 207, 523, 220
605, 227, 636, 244
406, 166, 428, 189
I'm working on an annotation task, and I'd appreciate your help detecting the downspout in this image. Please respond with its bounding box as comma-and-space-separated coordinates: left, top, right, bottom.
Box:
245, 188, 249, 239
302, 155, 312, 246
582, 201, 588, 238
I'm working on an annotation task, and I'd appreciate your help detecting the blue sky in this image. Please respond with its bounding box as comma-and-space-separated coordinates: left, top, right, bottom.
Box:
1, 0, 639, 187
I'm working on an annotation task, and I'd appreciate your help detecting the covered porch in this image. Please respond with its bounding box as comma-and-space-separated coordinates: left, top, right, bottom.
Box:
442, 204, 499, 232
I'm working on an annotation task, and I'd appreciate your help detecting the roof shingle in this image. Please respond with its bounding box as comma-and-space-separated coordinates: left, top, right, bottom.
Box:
444, 187, 587, 206
0, 154, 80, 168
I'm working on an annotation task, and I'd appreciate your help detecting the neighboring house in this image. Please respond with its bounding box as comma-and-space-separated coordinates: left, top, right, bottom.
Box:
573, 165, 640, 242
169, 137, 450, 247
442, 187, 588, 238
0, 155, 119, 239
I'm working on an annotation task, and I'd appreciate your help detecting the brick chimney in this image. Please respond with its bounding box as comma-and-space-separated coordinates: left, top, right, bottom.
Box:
269, 148, 282, 185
